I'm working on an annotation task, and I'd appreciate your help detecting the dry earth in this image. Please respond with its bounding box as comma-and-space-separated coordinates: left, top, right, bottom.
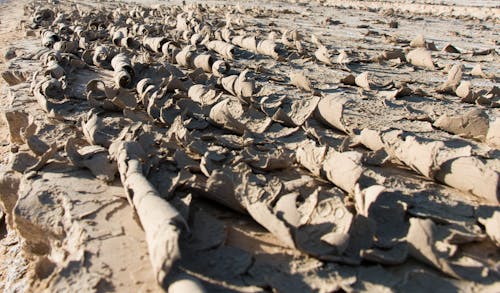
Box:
0, 0, 499, 292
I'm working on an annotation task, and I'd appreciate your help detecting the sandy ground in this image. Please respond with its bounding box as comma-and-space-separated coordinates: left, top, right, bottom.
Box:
0, 0, 499, 292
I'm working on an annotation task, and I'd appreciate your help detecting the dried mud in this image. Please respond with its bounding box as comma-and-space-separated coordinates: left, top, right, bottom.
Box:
0, 0, 499, 292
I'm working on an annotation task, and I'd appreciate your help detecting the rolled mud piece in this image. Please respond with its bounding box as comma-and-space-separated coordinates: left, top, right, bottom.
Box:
211, 60, 230, 77
143, 37, 168, 53
192, 54, 214, 73
52, 40, 78, 54
109, 140, 187, 284
111, 53, 134, 88
111, 27, 128, 46
92, 45, 110, 68
233, 35, 282, 59
175, 45, 195, 68
406, 48, 435, 70
382, 130, 498, 203
206, 40, 235, 59
232, 35, 257, 52
220, 70, 255, 102
256, 39, 281, 59
45, 60, 65, 79
33, 78, 64, 115
41, 30, 60, 48
161, 41, 180, 60
136, 78, 156, 105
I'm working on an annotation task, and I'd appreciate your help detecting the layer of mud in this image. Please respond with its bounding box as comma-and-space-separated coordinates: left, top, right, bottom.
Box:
0, 0, 498, 292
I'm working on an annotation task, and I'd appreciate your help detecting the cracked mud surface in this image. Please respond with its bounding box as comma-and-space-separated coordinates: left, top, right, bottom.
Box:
0, 0, 499, 292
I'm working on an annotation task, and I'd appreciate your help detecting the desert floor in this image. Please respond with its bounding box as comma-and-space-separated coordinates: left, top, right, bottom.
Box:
0, 0, 499, 292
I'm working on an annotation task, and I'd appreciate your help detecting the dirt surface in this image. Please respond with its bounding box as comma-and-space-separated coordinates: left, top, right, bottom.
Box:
0, 0, 499, 292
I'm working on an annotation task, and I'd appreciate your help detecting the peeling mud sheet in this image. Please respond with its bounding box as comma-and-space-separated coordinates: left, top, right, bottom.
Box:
0, 0, 499, 292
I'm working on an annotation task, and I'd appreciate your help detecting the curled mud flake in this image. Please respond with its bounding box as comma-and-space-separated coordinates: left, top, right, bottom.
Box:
441, 43, 460, 54
352, 128, 385, 151
220, 70, 255, 102
209, 98, 246, 135
355, 72, 371, 91
296, 190, 353, 256
381, 130, 472, 179
111, 27, 128, 47
110, 88, 138, 110
315, 94, 351, 134
435, 156, 500, 205
455, 81, 477, 103
81, 49, 94, 65
470, 64, 494, 79
211, 60, 230, 77
361, 242, 408, 265
433, 109, 489, 139
274, 192, 301, 227
65, 138, 117, 182
242, 145, 293, 171
33, 78, 65, 117
256, 39, 282, 59
289, 71, 314, 92
337, 50, 351, 66
175, 45, 195, 68
486, 118, 500, 148
109, 140, 187, 285
86, 80, 120, 111
26, 143, 58, 173
111, 53, 134, 88
3, 111, 29, 145
232, 35, 257, 52
406, 218, 489, 281
92, 45, 110, 68
372, 49, 405, 63
314, 45, 332, 65
26, 135, 50, 157
437, 63, 463, 94
245, 199, 296, 249
143, 37, 168, 53
192, 54, 214, 73
1, 70, 28, 86
296, 140, 327, 177
41, 30, 60, 48
410, 34, 426, 48
45, 60, 65, 79
234, 70, 256, 101
206, 40, 235, 60
340, 74, 356, 86
323, 151, 365, 194
82, 110, 116, 147
406, 48, 435, 70
188, 84, 221, 106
